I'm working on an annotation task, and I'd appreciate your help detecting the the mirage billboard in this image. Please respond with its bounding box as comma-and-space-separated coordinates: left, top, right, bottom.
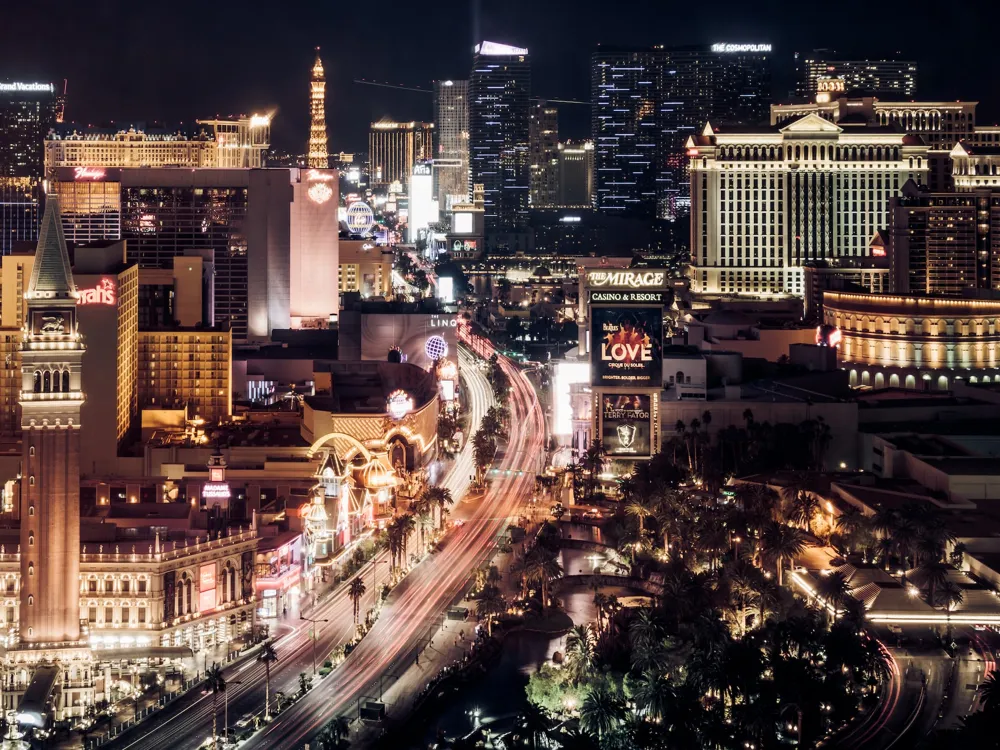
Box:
600, 394, 653, 458
590, 306, 663, 388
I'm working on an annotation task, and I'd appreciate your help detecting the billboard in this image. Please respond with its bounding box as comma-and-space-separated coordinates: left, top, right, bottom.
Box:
590, 306, 662, 387
601, 394, 652, 457
199, 563, 217, 612
360, 313, 458, 370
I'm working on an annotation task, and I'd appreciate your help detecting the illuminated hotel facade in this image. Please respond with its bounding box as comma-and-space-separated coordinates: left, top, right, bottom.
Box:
823, 291, 1000, 390
137, 329, 232, 422
688, 116, 928, 297
44, 116, 271, 177
48, 166, 340, 342
793, 52, 917, 99
368, 120, 435, 188
433, 80, 470, 210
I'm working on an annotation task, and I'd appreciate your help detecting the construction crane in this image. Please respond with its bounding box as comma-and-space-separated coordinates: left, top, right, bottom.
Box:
353, 79, 588, 104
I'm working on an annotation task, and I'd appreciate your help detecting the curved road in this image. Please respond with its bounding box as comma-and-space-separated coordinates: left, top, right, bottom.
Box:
242, 344, 543, 749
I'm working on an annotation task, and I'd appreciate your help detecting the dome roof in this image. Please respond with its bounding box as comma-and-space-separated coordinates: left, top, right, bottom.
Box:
354, 456, 400, 489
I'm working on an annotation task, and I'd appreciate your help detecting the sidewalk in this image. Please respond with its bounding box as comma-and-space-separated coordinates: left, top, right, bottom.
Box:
346, 604, 478, 746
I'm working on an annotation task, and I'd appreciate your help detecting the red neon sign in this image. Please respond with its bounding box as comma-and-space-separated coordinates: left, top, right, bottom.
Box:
78, 278, 116, 306
74, 167, 106, 180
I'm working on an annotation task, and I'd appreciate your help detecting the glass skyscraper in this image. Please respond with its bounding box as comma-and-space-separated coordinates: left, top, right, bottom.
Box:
592, 44, 772, 220
0, 82, 58, 253
469, 41, 531, 233
433, 80, 469, 211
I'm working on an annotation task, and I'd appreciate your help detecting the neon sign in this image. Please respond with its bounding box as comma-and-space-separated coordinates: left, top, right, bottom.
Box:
711, 43, 772, 53
202, 482, 231, 499
0, 82, 54, 93
78, 278, 116, 306
386, 390, 414, 420
308, 182, 333, 204
74, 167, 106, 180
306, 169, 334, 182
588, 271, 665, 288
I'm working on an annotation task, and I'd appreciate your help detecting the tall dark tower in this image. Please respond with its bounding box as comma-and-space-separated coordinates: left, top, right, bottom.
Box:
19, 195, 85, 646
469, 41, 531, 233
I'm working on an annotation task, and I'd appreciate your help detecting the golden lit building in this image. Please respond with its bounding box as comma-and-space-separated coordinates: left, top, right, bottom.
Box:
0, 251, 35, 438
823, 291, 1000, 391
44, 116, 271, 177
339, 240, 393, 298
138, 329, 232, 422
368, 119, 434, 187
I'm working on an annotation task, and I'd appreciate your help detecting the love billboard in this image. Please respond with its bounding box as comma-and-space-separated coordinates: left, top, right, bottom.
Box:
590, 306, 663, 388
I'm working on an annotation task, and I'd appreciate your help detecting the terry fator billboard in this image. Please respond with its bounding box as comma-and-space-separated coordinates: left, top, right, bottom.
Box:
590, 306, 663, 388
601, 394, 652, 458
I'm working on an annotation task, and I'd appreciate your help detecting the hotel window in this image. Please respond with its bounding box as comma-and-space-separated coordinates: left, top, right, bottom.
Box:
88, 607, 97, 623
138, 608, 146, 624
121, 607, 130, 624
105, 579, 114, 593
121, 579, 130, 593
89, 579, 97, 593
105, 607, 113, 623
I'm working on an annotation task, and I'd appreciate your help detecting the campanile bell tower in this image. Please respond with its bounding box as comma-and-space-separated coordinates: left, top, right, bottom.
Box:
18, 195, 85, 645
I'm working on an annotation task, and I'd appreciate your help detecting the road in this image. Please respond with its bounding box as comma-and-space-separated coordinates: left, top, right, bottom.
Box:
242, 343, 543, 749
119, 344, 503, 750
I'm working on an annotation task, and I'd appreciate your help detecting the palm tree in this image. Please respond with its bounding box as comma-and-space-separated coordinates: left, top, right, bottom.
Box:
979, 670, 1000, 713
476, 584, 506, 636
522, 549, 563, 613
580, 683, 626, 737
206, 663, 226, 748
625, 497, 655, 539
564, 624, 597, 682
628, 608, 662, 657
421, 486, 454, 529
516, 702, 551, 750
920, 559, 951, 608
789, 491, 821, 533
348, 577, 367, 624
397, 513, 417, 565
816, 570, 850, 623
632, 669, 677, 721
581, 439, 605, 500
257, 640, 278, 720
759, 521, 807, 586
386, 519, 404, 571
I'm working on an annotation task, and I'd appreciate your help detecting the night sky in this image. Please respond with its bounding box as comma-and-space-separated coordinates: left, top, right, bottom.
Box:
2, 0, 998, 154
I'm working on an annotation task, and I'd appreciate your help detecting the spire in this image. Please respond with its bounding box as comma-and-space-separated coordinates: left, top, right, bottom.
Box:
308, 47, 329, 169
27, 195, 76, 299
312, 47, 325, 80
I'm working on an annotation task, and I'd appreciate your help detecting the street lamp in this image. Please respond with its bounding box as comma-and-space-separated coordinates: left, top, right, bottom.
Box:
300, 616, 329, 675
224, 680, 242, 747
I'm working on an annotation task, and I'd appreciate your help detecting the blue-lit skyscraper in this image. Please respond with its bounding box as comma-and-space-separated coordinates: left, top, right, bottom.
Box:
469, 41, 531, 233
0, 81, 59, 253
592, 44, 772, 220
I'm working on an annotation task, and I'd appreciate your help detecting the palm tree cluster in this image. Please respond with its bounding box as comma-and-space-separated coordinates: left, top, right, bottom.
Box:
530, 576, 888, 750
385, 513, 416, 571
486, 353, 511, 402
833, 502, 955, 583
669, 409, 833, 489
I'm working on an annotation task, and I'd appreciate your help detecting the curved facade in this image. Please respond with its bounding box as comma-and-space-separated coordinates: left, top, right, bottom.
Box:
823, 292, 1000, 390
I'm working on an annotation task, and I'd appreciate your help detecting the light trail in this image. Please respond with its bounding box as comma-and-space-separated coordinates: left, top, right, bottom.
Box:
241, 345, 543, 749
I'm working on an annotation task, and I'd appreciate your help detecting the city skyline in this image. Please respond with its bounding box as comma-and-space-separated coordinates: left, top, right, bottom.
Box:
2, 0, 998, 154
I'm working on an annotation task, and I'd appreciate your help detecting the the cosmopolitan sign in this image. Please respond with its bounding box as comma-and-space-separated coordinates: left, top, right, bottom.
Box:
0, 82, 54, 93
587, 270, 665, 289
711, 43, 772, 53
78, 278, 116, 306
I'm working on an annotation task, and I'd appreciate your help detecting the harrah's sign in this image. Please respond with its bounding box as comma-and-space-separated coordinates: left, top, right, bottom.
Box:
78, 278, 116, 306
588, 270, 665, 289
